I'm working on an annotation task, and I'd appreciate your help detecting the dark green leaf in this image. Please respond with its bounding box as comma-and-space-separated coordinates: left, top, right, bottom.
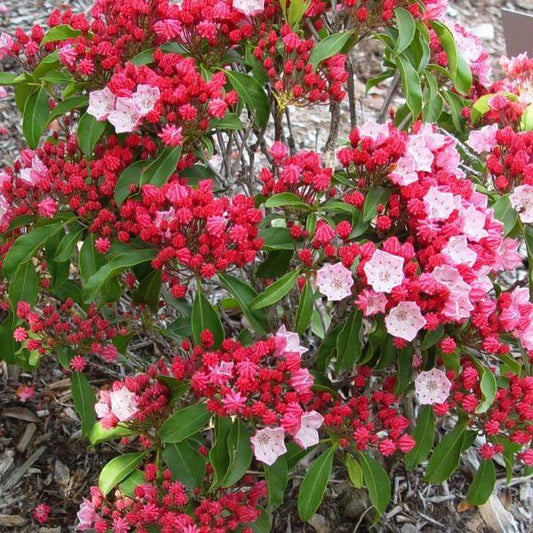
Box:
492, 195, 518, 237
140, 146, 182, 188
160, 403, 211, 443
250, 269, 300, 310
297, 445, 335, 521
295, 281, 314, 334
345, 453, 363, 489
309, 32, 353, 67
163, 440, 207, 488
394, 8, 416, 54
54, 226, 83, 263
335, 310, 362, 373
114, 160, 148, 207
9, 261, 39, 309
99, 452, 147, 496
77, 112, 106, 155
466, 460, 496, 505
79, 233, 104, 283
363, 187, 391, 222
47, 95, 89, 123
133, 269, 161, 312
209, 416, 232, 487
265, 456, 288, 507
88, 422, 133, 445
397, 55, 423, 117
405, 405, 435, 470
221, 419, 252, 487
264, 192, 312, 210
191, 288, 224, 348
22, 86, 50, 149
41, 25, 82, 45
71, 372, 96, 438
226, 71, 269, 128
359, 452, 391, 518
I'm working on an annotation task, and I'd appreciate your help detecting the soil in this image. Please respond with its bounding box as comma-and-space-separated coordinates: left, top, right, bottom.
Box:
0, 1, 532, 532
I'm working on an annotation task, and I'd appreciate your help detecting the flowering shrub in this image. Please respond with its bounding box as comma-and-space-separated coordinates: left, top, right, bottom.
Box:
0, 0, 532, 529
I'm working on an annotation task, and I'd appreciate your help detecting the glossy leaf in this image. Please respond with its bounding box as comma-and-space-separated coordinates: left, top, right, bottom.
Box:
265, 456, 288, 507
345, 453, 363, 489
250, 269, 300, 310
22, 86, 51, 149
226, 71, 269, 127
405, 405, 435, 470
41, 24, 82, 45
71, 372, 96, 438
140, 145, 182, 187
359, 452, 391, 518
394, 8, 416, 54
335, 310, 362, 373
54, 226, 83, 263
466, 460, 496, 505
191, 289, 224, 348
363, 187, 391, 222
295, 281, 314, 334
9, 261, 39, 309
297, 445, 335, 521
221, 419, 253, 487
309, 32, 353, 67
160, 403, 211, 443
163, 440, 207, 488
77, 112, 106, 155
99, 452, 147, 496
264, 192, 312, 210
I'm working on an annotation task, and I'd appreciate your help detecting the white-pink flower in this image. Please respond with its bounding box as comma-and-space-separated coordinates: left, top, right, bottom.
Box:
467, 124, 498, 153
19, 156, 48, 186
109, 387, 139, 422
76, 499, 97, 531
424, 187, 455, 221
442, 235, 477, 267
250, 427, 287, 465
510, 184, 533, 224
389, 156, 419, 186
316, 262, 354, 301
385, 301, 426, 341
364, 249, 404, 293
358, 120, 390, 146
107, 97, 143, 133
208, 361, 234, 386
87, 87, 116, 121
293, 411, 324, 449
290, 368, 313, 395
274, 324, 308, 357
0, 32, 13, 60
460, 205, 488, 241
356, 289, 387, 316
233, 0, 265, 16
414, 368, 452, 405
132, 84, 160, 115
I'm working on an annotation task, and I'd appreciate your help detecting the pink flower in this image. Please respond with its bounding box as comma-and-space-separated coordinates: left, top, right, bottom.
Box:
364, 249, 404, 293
460, 205, 488, 242
206, 215, 227, 237
132, 85, 160, 115
422, 0, 448, 21
389, 156, 418, 186
159, 124, 183, 147
355, 289, 387, 316
358, 120, 389, 146
20, 156, 47, 186
16, 384, 34, 402
76, 499, 97, 531
510, 184, 533, 224
274, 325, 308, 357
424, 187, 455, 221
59, 44, 76, 66
108, 97, 143, 133
316, 262, 354, 301
442, 235, 477, 267
109, 387, 139, 422
415, 368, 452, 405
385, 301, 426, 341
233, 0, 264, 16
222, 390, 246, 414
467, 124, 498, 153
269, 141, 287, 164
0, 32, 13, 59
207, 98, 227, 118
208, 361, 234, 386
33, 504, 50, 524
38, 197, 58, 218
251, 427, 287, 465
293, 410, 324, 449
290, 368, 313, 395
87, 87, 116, 121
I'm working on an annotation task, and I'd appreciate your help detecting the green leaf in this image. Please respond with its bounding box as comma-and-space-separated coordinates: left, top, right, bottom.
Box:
297, 445, 335, 521
359, 452, 391, 518
455, 53, 473, 95
466, 460, 496, 505
211, 113, 244, 130
9, 261, 39, 309
474, 362, 497, 414
218, 274, 269, 335
83, 248, 157, 302
287, 0, 310, 28
226, 71, 269, 128
397, 55, 423, 117
191, 289, 224, 348
259, 228, 294, 251
41, 24, 82, 45
71, 372, 96, 438
47, 95, 89, 123
405, 405, 435, 470
221, 418, 253, 487
0, 72, 20, 85
363, 187, 391, 222
54, 226, 83, 262
422, 325, 444, 350
394, 8, 416, 54
22, 86, 50, 149
133, 269, 161, 312
492, 195, 518, 237
77, 112, 106, 155
163, 440, 206, 488
295, 281, 314, 334
114, 160, 148, 207
335, 310, 362, 373
79, 233, 104, 283
345, 453, 363, 489
309, 32, 353, 67
140, 145, 182, 188
3, 221, 64, 277
425, 418, 467, 483
99, 452, 147, 496
264, 192, 312, 210
265, 457, 288, 508
88, 422, 133, 445
0, 314, 16, 364
156, 376, 189, 404
160, 403, 211, 443
423, 70, 443, 123
250, 269, 300, 310
521, 103, 533, 131
118, 470, 145, 497
209, 416, 233, 487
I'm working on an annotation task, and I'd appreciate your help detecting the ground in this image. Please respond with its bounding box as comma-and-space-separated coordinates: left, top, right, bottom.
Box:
0, 1, 532, 531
